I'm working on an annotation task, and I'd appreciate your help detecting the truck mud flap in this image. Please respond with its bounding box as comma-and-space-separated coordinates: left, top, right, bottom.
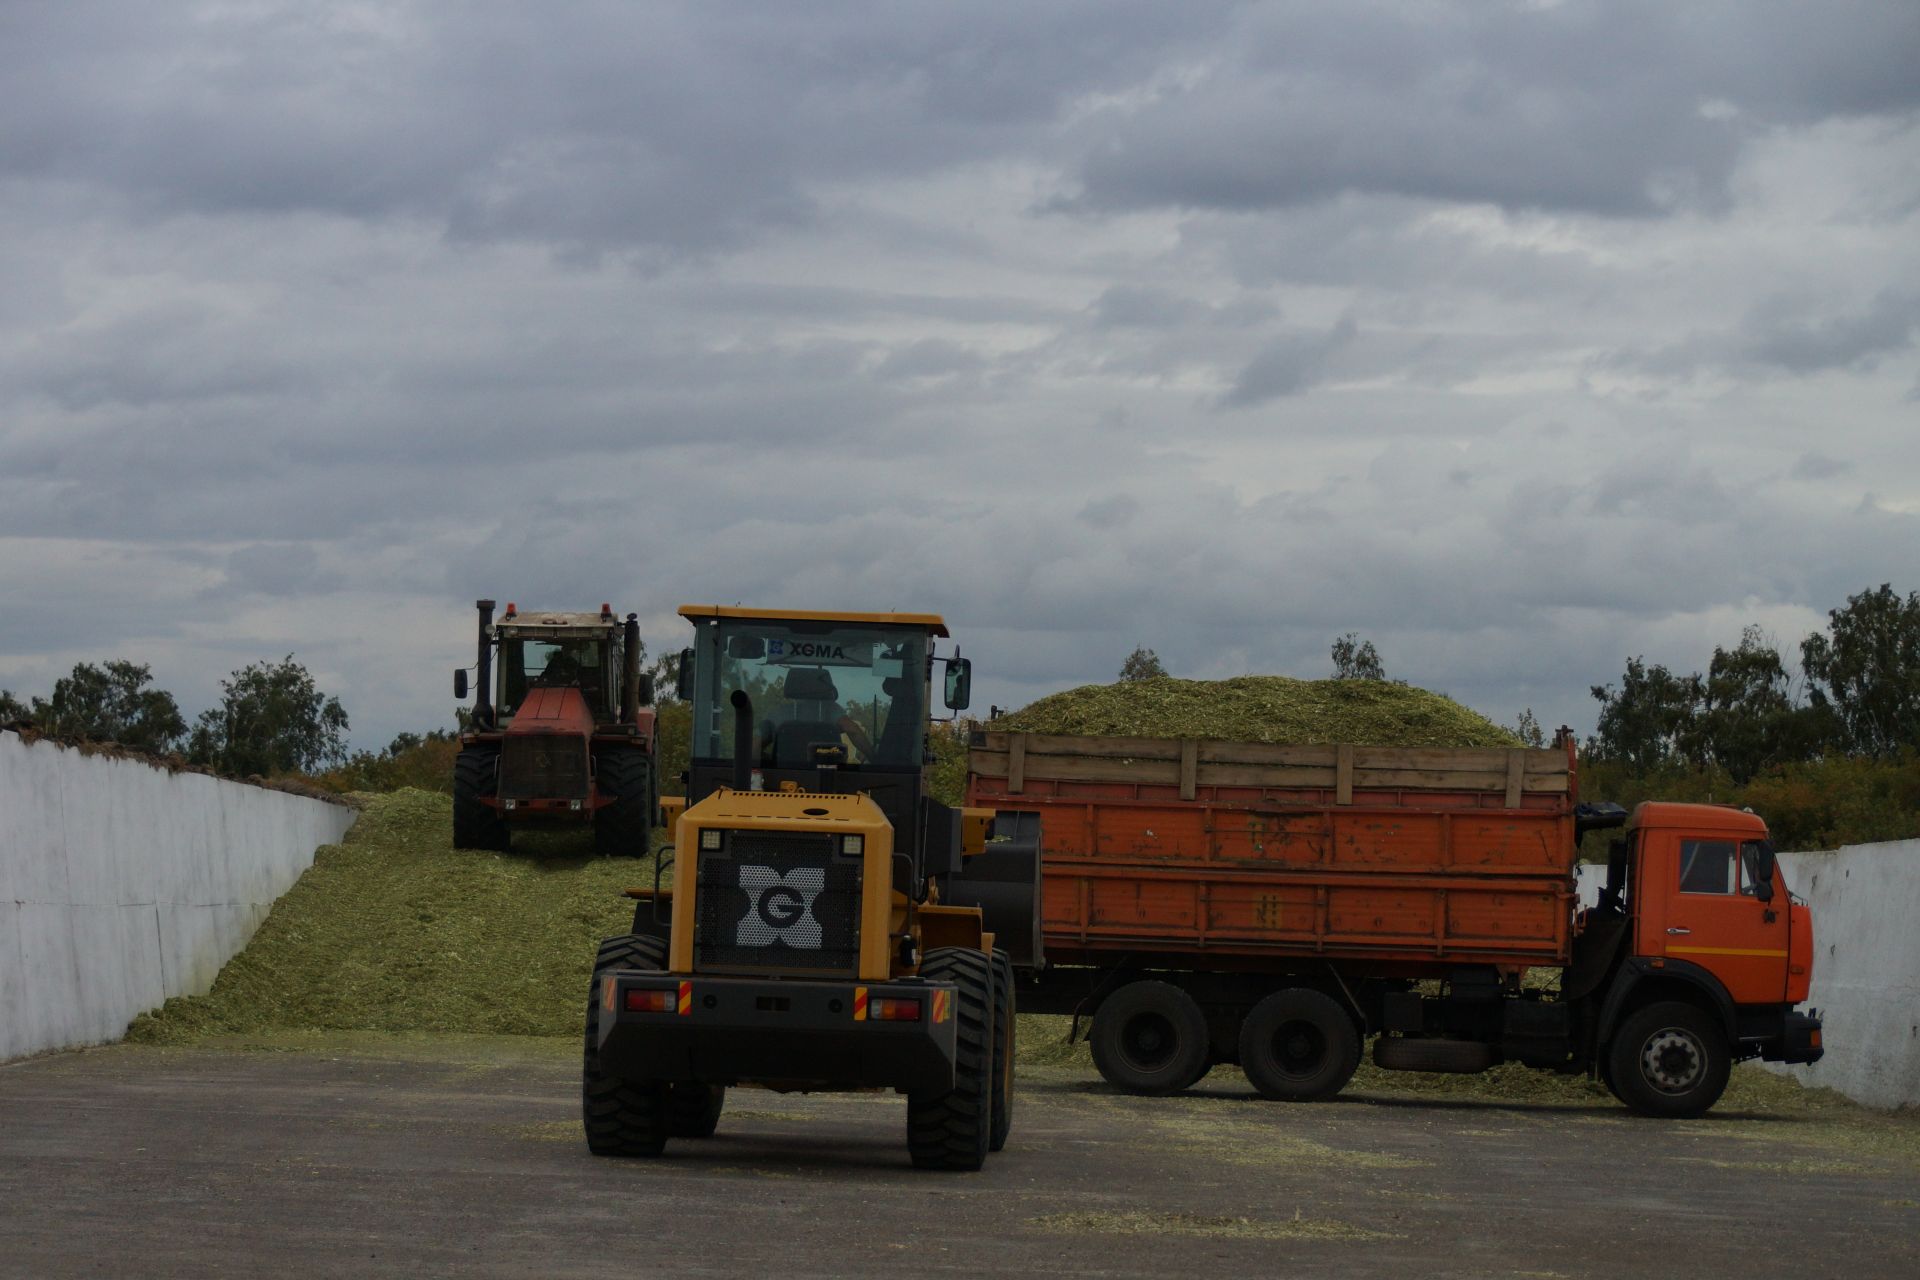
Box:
945, 811, 1044, 970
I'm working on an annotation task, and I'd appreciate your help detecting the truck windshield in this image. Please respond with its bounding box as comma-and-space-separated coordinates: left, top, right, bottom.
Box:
691, 621, 928, 769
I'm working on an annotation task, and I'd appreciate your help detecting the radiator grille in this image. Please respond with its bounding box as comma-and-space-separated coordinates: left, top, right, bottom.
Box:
498, 734, 590, 800
696, 831, 862, 976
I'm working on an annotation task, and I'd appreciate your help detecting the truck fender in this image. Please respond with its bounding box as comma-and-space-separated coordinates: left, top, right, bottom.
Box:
1595, 958, 1737, 1050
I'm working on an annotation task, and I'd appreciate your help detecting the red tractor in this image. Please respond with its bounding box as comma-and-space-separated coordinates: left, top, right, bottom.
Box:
452, 599, 657, 856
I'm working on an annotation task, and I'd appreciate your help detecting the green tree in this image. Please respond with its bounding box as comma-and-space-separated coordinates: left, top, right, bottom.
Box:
1512, 707, 1546, 748
1588, 657, 1702, 771
1118, 646, 1168, 681
1689, 626, 1823, 781
31, 660, 187, 753
0, 689, 27, 722
1801, 583, 1920, 757
189, 656, 349, 776
1330, 633, 1385, 680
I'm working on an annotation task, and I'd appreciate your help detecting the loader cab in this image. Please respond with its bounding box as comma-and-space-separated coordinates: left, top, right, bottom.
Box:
678, 606, 958, 839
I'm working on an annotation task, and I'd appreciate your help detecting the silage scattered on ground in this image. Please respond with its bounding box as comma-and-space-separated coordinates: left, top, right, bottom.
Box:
991, 675, 1520, 748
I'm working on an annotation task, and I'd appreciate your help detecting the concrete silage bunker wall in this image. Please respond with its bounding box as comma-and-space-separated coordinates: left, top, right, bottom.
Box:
1577, 842, 1920, 1109
1, 729, 358, 1061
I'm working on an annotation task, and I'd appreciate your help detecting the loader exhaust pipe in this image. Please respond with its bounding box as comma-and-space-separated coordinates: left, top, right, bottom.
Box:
730, 689, 753, 790
474, 599, 495, 729
621, 612, 641, 725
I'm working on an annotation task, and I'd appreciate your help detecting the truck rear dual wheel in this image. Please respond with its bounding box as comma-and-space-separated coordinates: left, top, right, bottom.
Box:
582, 934, 673, 1157
907, 947, 995, 1171
1239, 988, 1361, 1102
593, 748, 654, 858
1090, 980, 1210, 1095
990, 949, 1015, 1153
1607, 1001, 1732, 1119
452, 748, 509, 851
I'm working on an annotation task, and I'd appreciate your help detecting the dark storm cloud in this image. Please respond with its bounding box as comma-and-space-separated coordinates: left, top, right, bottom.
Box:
1220, 316, 1357, 408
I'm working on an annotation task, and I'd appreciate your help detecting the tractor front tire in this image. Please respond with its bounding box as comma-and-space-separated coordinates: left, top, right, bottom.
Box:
582, 934, 673, 1157
989, 949, 1015, 1152
452, 748, 508, 851
594, 747, 655, 858
907, 948, 995, 1171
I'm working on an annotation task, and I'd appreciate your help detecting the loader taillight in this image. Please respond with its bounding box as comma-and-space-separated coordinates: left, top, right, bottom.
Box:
869, 997, 921, 1022
625, 989, 674, 1014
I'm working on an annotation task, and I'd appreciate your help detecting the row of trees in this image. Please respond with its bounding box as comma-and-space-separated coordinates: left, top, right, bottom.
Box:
1589, 585, 1920, 780
1, 656, 349, 778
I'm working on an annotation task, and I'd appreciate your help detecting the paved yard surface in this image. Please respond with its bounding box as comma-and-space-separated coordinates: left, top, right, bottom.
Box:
1, 1036, 1915, 1278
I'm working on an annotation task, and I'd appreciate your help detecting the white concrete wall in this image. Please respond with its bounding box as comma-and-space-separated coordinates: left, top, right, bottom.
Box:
1577, 842, 1920, 1109
0, 730, 357, 1061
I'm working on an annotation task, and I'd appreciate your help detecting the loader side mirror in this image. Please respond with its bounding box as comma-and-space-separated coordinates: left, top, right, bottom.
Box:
454, 669, 468, 700
943, 657, 972, 711
677, 648, 694, 698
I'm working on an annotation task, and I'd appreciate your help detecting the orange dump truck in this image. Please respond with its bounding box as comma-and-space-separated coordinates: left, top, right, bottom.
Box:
962, 731, 1822, 1117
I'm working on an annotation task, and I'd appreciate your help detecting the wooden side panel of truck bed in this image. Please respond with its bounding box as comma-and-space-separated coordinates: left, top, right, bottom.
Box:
968, 733, 1579, 972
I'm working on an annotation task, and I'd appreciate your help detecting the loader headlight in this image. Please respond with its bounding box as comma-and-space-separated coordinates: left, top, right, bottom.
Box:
700, 828, 724, 852
841, 834, 864, 857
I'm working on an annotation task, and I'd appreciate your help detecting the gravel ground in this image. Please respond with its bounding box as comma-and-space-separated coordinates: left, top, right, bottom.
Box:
2, 1035, 1915, 1279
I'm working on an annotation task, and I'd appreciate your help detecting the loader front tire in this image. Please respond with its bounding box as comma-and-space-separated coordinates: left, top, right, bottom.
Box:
582, 934, 672, 1157
989, 949, 1015, 1152
907, 948, 994, 1171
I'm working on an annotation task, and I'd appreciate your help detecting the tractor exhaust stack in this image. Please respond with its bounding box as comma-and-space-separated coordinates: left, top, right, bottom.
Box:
474, 599, 495, 728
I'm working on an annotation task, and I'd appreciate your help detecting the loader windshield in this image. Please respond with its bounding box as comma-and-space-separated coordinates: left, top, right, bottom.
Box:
690, 620, 928, 770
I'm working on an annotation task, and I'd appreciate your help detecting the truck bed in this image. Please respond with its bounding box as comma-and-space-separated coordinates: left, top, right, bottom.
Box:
967, 733, 1579, 974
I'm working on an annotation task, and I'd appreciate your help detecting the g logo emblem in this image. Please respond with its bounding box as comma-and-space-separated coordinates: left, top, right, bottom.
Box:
736, 867, 825, 949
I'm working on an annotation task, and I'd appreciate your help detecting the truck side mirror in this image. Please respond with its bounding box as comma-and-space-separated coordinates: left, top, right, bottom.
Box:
454, 669, 468, 700
1748, 841, 1777, 902
943, 657, 972, 711
677, 648, 694, 698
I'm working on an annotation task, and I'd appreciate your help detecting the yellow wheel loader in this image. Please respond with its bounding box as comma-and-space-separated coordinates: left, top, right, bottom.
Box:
582, 606, 1041, 1170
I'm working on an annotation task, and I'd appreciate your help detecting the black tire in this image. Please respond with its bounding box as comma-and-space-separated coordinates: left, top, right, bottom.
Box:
1372, 1035, 1496, 1074
1606, 1000, 1732, 1119
989, 949, 1015, 1153
582, 934, 672, 1157
1089, 980, 1209, 1096
668, 1083, 725, 1138
1239, 988, 1362, 1102
594, 747, 655, 858
907, 948, 994, 1171
452, 747, 509, 851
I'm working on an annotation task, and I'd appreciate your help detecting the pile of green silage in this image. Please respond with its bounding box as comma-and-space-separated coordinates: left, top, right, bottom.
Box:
128, 790, 644, 1042
994, 676, 1518, 748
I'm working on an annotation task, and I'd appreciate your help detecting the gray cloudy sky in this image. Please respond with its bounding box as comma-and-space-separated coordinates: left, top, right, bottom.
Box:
3, 1, 1917, 751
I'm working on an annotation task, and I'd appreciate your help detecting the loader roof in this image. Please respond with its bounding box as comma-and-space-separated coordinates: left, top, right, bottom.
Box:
677, 604, 949, 637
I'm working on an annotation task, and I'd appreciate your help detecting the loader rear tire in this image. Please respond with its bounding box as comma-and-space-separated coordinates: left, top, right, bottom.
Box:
452, 748, 508, 851
582, 934, 672, 1157
989, 949, 1015, 1152
1090, 980, 1209, 1096
907, 948, 994, 1171
1239, 987, 1361, 1102
594, 747, 654, 858
668, 1083, 725, 1138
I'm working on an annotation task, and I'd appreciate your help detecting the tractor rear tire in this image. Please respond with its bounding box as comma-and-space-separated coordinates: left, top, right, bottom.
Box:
668, 1083, 726, 1138
1089, 980, 1210, 1096
594, 747, 654, 858
582, 934, 672, 1157
989, 949, 1015, 1152
452, 748, 509, 851
1606, 1000, 1732, 1119
1239, 988, 1361, 1102
907, 947, 994, 1171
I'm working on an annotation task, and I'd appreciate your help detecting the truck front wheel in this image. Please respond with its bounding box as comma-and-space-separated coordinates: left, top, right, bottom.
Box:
1239, 988, 1361, 1102
1607, 1000, 1731, 1119
1089, 980, 1210, 1095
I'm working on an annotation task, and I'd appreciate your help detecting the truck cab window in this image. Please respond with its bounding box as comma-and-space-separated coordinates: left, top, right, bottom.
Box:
1677, 839, 1736, 894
